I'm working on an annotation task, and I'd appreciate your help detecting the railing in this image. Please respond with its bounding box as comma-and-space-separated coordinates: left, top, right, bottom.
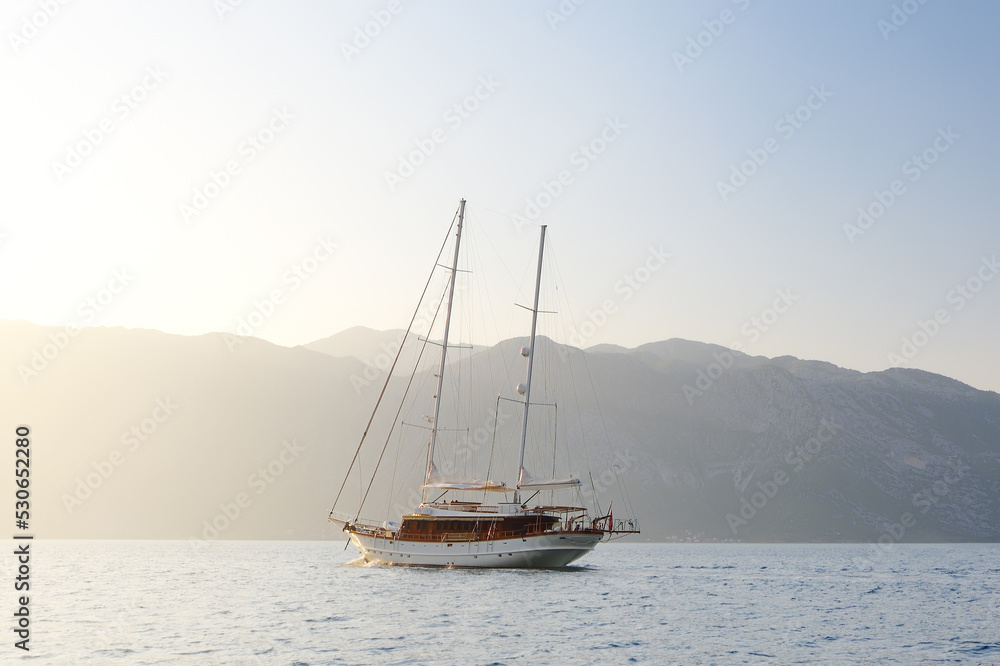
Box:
328, 512, 393, 537
383, 522, 603, 543
424, 502, 591, 516
441, 532, 477, 542
334, 509, 630, 541
611, 517, 640, 534
327, 511, 357, 526
427, 504, 502, 515
592, 515, 641, 534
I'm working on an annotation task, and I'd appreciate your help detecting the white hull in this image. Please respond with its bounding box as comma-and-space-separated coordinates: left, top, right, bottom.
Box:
349, 531, 602, 568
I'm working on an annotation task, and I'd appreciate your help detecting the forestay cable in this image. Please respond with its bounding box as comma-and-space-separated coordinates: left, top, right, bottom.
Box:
328, 206, 459, 518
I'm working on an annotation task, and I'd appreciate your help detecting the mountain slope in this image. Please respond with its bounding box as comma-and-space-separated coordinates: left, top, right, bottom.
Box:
3, 321, 997, 542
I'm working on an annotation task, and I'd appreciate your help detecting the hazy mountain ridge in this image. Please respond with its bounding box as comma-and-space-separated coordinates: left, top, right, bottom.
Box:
3, 320, 997, 542
646, 351, 1000, 542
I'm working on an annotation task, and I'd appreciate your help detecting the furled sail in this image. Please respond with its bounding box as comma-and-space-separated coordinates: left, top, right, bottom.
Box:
517, 466, 581, 491
420, 461, 508, 492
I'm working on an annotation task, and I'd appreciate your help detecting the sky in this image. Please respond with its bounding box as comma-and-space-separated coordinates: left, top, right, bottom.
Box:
1, 0, 998, 393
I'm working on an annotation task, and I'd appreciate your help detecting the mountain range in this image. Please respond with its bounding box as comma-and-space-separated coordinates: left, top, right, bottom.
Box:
3, 320, 997, 543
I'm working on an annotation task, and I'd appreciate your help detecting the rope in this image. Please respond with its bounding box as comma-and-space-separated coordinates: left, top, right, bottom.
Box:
328, 205, 459, 518
357, 279, 448, 519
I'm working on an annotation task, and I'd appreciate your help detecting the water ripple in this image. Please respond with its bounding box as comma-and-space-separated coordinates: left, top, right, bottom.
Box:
28, 541, 1000, 664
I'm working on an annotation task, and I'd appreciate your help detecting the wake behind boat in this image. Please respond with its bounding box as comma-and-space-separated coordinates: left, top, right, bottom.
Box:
328, 199, 638, 567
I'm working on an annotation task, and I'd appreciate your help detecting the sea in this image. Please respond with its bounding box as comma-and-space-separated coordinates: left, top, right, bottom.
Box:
13, 541, 1000, 664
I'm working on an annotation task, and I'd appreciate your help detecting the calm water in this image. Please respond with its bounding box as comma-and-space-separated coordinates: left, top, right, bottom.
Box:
14, 541, 1000, 664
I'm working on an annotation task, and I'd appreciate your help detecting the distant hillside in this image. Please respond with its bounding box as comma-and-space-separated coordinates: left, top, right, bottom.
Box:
301, 325, 410, 360
2, 321, 369, 541
2, 321, 998, 542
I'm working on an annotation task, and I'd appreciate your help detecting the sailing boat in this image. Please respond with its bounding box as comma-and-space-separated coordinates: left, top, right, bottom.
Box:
328, 199, 638, 568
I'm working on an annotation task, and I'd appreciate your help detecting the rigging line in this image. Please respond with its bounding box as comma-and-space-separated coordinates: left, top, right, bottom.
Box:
463, 200, 512, 219
466, 230, 482, 480
463, 200, 545, 236
383, 423, 403, 522
495, 402, 521, 489
484, 395, 502, 484
589, 471, 603, 518
468, 208, 525, 296
552, 402, 558, 479
474, 241, 500, 410
386, 434, 428, 519
328, 206, 459, 517
382, 395, 433, 522
546, 249, 576, 483
579, 344, 639, 521
484, 234, 540, 480
466, 220, 516, 482
440, 264, 470, 480
464, 232, 473, 472
467, 227, 502, 479
548, 246, 602, 509
471, 222, 520, 441
457, 230, 476, 470
356, 278, 450, 519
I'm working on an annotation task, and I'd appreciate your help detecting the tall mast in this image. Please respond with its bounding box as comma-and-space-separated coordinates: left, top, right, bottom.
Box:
515, 224, 546, 504
423, 198, 466, 500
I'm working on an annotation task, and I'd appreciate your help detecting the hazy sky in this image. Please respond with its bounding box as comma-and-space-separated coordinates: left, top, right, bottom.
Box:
2, 1, 998, 392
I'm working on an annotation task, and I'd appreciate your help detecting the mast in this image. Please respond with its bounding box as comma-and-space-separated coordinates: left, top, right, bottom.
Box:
515, 224, 546, 505
423, 198, 466, 501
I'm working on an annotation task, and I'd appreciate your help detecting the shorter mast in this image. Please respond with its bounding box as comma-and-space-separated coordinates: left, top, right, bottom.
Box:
515, 224, 546, 505
423, 198, 466, 501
